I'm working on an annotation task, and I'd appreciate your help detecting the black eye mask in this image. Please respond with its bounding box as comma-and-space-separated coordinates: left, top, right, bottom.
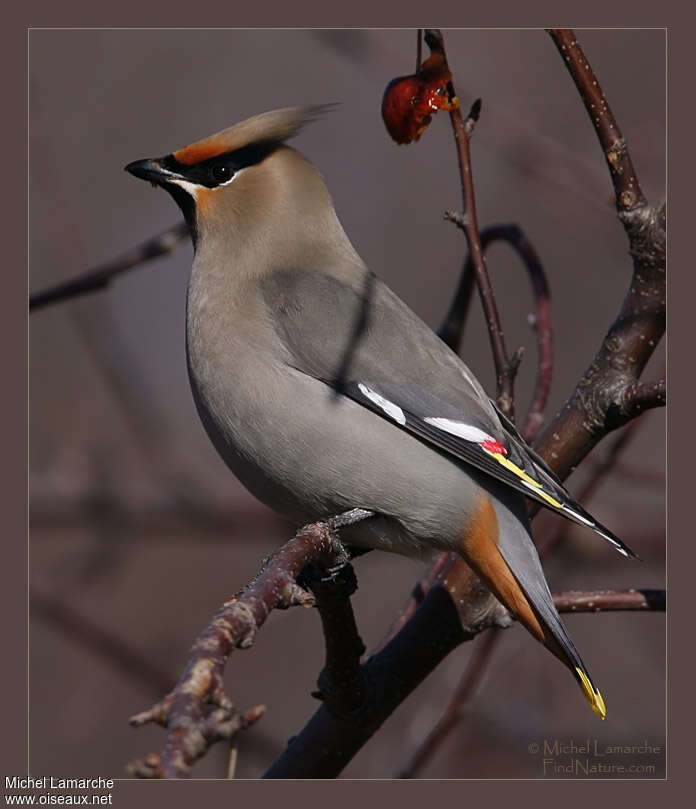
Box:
160, 141, 279, 189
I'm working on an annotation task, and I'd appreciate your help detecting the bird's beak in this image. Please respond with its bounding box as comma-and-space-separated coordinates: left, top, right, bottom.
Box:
125, 158, 183, 187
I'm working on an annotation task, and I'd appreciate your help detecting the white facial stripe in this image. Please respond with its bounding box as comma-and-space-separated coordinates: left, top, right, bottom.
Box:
424, 418, 494, 444
168, 177, 200, 198
358, 384, 406, 425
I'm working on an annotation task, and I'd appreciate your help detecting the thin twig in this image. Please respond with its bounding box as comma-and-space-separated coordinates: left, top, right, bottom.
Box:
227, 745, 238, 779
552, 588, 665, 613
424, 28, 517, 420
510, 229, 553, 442
29, 222, 189, 311
437, 223, 553, 442
547, 29, 646, 214
623, 378, 666, 417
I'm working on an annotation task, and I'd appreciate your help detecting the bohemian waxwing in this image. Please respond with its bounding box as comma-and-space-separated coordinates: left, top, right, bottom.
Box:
126, 106, 637, 719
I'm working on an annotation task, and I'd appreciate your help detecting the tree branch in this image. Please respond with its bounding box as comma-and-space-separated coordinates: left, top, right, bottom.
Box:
29, 222, 189, 311
534, 31, 666, 478
302, 562, 368, 716
127, 510, 371, 778
623, 378, 666, 417
264, 558, 511, 778
536, 416, 643, 555
547, 29, 646, 214
552, 588, 665, 613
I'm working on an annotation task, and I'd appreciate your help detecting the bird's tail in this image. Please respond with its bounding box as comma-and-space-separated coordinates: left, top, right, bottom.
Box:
574, 665, 607, 719
498, 544, 607, 719
469, 493, 607, 718
532, 598, 607, 720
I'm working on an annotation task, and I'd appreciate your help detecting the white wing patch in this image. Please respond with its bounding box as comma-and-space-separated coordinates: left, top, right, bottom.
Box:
424, 418, 494, 444
358, 384, 406, 425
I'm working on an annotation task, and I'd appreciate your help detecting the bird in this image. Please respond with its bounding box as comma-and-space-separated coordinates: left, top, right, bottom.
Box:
125, 105, 637, 719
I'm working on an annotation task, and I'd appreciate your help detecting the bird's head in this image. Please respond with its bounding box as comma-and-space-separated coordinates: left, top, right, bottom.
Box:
125, 105, 337, 252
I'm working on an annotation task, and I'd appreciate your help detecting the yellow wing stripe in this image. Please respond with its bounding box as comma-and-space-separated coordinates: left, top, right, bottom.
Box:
488, 451, 563, 509
576, 667, 607, 719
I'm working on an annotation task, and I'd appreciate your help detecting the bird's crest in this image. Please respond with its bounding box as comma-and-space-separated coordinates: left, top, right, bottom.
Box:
172, 105, 336, 166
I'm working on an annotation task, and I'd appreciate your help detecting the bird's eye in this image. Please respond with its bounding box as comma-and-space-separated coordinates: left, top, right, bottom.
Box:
212, 164, 232, 184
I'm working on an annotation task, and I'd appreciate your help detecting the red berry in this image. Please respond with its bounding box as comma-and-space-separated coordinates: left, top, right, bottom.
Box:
381, 52, 459, 144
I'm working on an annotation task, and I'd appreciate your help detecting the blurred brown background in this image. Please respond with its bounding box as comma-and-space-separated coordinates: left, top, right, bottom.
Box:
29, 29, 665, 778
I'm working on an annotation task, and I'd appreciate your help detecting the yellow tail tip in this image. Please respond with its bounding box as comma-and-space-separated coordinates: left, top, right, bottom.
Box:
576, 667, 607, 720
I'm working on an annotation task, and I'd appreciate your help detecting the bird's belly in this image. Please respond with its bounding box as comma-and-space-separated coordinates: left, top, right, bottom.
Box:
186, 335, 517, 556
186, 355, 309, 523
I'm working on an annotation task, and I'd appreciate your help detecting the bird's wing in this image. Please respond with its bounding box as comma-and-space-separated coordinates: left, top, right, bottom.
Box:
260, 267, 636, 559
342, 379, 635, 558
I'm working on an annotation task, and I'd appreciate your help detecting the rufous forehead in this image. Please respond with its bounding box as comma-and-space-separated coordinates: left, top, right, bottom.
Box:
173, 138, 230, 166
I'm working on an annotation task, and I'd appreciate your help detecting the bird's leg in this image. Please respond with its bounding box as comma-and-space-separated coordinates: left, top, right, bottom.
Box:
319, 507, 376, 578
